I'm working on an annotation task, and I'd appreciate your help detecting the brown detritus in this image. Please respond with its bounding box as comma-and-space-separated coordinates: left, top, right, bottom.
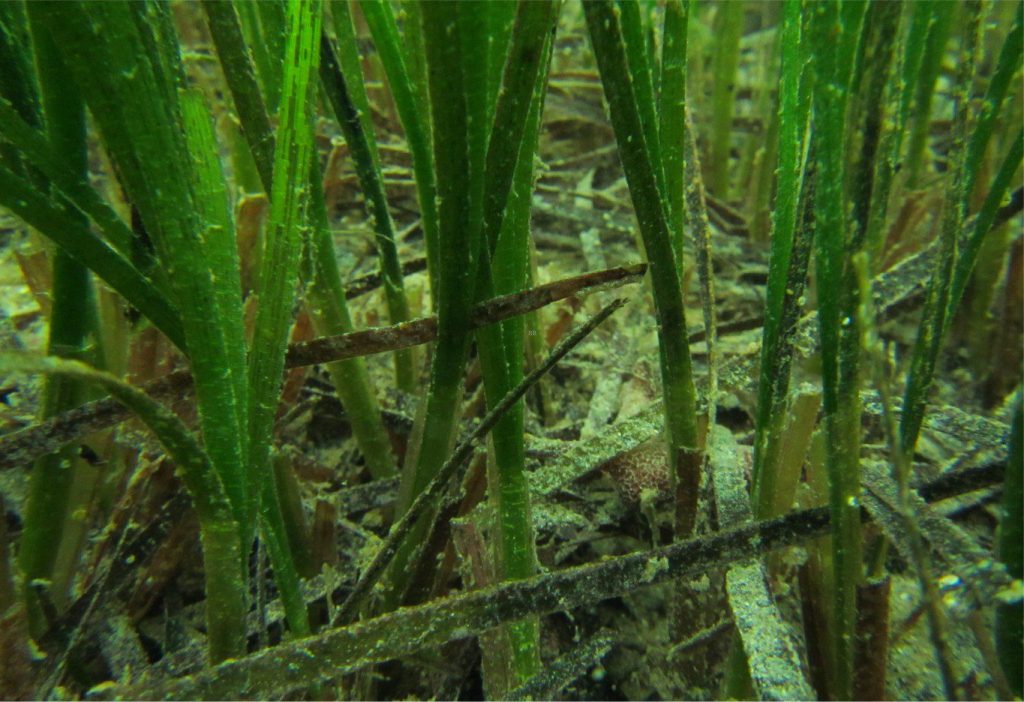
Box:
31, 490, 193, 699
310, 500, 339, 571
673, 444, 705, 541
433, 451, 490, 602
798, 557, 834, 700
0, 497, 14, 614
672, 413, 709, 542
280, 310, 314, 410
323, 141, 355, 218
127, 325, 179, 388
450, 506, 512, 700
126, 510, 200, 621
0, 603, 35, 700
854, 575, 892, 701
671, 422, 718, 692
984, 236, 1023, 406
14, 248, 52, 317
274, 455, 316, 579
307, 499, 339, 629
236, 194, 268, 297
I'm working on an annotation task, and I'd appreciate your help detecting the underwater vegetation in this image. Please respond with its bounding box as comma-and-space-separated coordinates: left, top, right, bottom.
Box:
0, 0, 1020, 699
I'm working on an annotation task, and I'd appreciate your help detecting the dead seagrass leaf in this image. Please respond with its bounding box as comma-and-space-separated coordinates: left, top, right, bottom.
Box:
0, 604, 37, 700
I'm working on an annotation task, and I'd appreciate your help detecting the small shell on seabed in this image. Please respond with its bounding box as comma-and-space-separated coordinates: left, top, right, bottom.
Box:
600, 438, 671, 505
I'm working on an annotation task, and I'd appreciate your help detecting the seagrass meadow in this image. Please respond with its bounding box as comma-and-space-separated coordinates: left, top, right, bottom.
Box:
0, 0, 1020, 699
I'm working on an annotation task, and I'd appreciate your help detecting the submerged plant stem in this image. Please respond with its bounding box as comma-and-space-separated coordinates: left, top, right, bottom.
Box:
584, 0, 700, 539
